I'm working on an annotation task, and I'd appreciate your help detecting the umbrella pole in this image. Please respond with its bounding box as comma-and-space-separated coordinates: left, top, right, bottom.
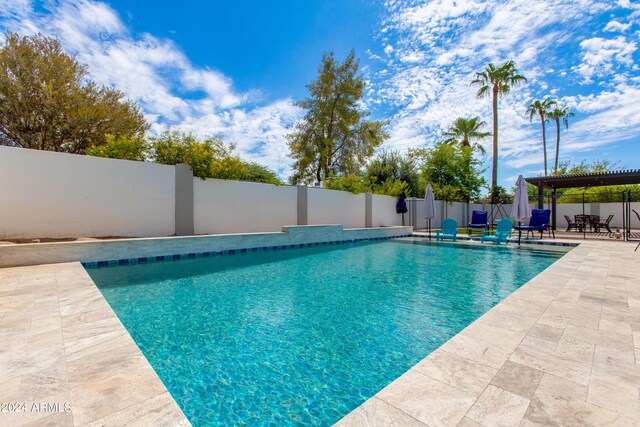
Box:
518, 221, 522, 246
428, 219, 431, 240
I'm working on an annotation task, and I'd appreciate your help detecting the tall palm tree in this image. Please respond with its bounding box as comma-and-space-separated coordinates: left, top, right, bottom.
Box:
443, 116, 490, 154
526, 98, 557, 176
547, 106, 574, 175
472, 61, 526, 199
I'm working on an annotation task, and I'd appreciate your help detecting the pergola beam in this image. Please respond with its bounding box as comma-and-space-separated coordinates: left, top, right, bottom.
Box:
525, 170, 640, 190
525, 170, 640, 232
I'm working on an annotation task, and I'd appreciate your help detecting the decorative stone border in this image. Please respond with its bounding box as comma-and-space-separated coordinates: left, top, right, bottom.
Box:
0, 225, 413, 268
83, 234, 410, 268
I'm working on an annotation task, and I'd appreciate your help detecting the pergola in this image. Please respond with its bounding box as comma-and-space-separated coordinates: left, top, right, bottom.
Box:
524, 169, 640, 231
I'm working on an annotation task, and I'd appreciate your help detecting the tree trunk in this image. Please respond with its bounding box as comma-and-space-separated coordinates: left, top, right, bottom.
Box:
554, 117, 560, 174
491, 86, 499, 202
540, 111, 547, 176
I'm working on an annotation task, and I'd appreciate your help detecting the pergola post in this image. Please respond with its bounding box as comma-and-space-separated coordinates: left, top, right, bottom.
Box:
551, 189, 557, 230
537, 183, 544, 209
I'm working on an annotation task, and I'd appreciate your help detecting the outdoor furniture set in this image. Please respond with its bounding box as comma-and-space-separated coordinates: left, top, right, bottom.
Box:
564, 214, 614, 233
435, 209, 553, 244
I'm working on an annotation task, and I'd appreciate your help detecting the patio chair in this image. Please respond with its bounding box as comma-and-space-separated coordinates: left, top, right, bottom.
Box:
436, 218, 457, 242
467, 210, 488, 237
481, 218, 513, 245
514, 209, 555, 239
596, 214, 614, 233
564, 215, 579, 232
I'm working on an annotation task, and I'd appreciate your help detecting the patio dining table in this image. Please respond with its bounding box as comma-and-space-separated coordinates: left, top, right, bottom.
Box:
574, 214, 601, 232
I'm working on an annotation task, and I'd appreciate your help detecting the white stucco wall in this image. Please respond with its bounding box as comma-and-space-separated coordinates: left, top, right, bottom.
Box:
371, 194, 403, 227
555, 203, 591, 228
0, 146, 175, 239
194, 179, 298, 234
307, 188, 366, 229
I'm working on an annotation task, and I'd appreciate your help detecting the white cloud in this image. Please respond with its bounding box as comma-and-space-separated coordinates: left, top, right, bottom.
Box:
574, 36, 637, 83
1, 0, 639, 184
370, 0, 639, 187
604, 19, 631, 32
0, 0, 302, 175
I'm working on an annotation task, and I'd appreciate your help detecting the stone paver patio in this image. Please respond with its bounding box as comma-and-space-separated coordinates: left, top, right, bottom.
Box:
338, 239, 640, 426
0, 262, 189, 426
1, 238, 638, 426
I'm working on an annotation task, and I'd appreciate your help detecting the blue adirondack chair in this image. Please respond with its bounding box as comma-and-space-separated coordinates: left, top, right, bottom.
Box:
481, 218, 514, 244
468, 210, 489, 236
436, 218, 457, 241
514, 209, 555, 239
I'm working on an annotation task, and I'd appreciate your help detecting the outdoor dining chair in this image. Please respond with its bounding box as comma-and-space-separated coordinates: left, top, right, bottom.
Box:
596, 214, 614, 233
564, 215, 579, 232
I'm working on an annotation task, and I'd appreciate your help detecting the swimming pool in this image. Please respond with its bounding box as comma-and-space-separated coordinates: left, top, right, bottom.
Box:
86, 238, 566, 426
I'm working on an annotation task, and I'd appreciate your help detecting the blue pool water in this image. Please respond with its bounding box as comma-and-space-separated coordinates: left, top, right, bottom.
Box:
86, 239, 565, 426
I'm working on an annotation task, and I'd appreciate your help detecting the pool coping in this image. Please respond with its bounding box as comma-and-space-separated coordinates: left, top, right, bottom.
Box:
1, 238, 639, 426
0, 225, 412, 268
336, 239, 640, 426
0, 262, 191, 426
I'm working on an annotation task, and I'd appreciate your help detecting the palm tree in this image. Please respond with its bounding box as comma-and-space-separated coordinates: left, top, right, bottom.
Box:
472, 61, 526, 199
526, 98, 557, 176
443, 117, 490, 154
547, 106, 574, 174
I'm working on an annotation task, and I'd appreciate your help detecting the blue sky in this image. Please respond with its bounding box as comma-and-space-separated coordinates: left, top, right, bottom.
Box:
1, 0, 639, 189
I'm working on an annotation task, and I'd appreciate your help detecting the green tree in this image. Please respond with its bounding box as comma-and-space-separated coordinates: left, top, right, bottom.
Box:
364, 150, 421, 196
288, 50, 387, 184
150, 130, 224, 179
86, 134, 148, 161
240, 162, 283, 185
210, 156, 283, 185
0, 32, 147, 152
411, 142, 486, 202
150, 129, 282, 184
555, 159, 615, 175
548, 106, 574, 174
485, 186, 514, 204
443, 116, 490, 154
324, 174, 375, 194
472, 61, 526, 198
552, 160, 639, 202
526, 98, 556, 176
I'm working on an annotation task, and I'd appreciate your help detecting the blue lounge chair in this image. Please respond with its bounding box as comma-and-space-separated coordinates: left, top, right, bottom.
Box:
481, 218, 513, 244
514, 209, 555, 239
468, 210, 489, 236
436, 218, 457, 241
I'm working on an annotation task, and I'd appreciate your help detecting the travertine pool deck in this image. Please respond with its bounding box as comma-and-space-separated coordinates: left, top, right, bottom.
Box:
0, 262, 189, 426
338, 239, 640, 426
1, 239, 638, 426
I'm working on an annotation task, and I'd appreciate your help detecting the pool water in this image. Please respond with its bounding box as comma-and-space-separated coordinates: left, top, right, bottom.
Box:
86, 239, 565, 426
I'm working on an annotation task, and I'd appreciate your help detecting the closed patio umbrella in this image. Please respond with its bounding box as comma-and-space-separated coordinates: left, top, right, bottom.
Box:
510, 175, 531, 245
424, 183, 437, 240
396, 192, 408, 225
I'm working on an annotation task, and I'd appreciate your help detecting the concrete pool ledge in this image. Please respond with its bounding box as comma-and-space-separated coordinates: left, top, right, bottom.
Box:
0, 225, 412, 268
337, 240, 640, 427
0, 262, 190, 426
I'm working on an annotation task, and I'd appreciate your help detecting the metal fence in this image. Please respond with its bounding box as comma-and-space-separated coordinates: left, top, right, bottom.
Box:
404, 191, 640, 242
